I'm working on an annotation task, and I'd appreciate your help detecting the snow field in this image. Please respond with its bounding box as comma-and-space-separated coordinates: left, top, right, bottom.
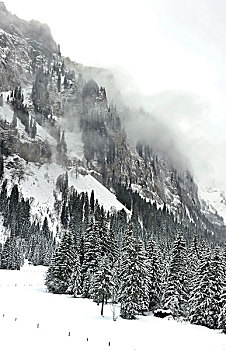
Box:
0, 264, 225, 350
68, 173, 129, 213
4, 157, 128, 226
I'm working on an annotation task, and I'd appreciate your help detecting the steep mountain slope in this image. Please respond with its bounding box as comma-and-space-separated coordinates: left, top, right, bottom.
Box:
0, 2, 225, 242
0, 94, 128, 237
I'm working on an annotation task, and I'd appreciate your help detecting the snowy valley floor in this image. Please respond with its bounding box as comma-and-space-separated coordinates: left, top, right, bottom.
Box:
0, 263, 225, 350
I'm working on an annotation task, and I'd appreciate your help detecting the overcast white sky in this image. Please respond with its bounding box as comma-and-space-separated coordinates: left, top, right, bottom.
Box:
3, 0, 226, 191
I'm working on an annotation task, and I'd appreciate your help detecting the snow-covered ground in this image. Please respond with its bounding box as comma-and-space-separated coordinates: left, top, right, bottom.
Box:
0, 263, 225, 350
4, 159, 128, 215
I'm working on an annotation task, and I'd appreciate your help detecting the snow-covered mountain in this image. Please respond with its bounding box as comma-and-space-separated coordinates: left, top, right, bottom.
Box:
199, 187, 226, 225
1, 3, 226, 345
0, 1, 225, 241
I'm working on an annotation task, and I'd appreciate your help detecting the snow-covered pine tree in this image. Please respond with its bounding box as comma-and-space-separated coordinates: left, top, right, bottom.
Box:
45, 230, 76, 294
39, 235, 55, 266
0, 179, 7, 213
81, 219, 101, 297
90, 190, 95, 214
209, 247, 225, 328
67, 253, 82, 297
42, 217, 52, 239
161, 233, 188, 317
186, 235, 200, 302
0, 237, 11, 269
146, 237, 161, 310
61, 200, 69, 229
90, 255, 114, 316
0, 237, 21, 270
118, 225, 150, 319
26, 220, 55, 266
218, 287, 226, 333
97, 210, 118, 264
188, 247, 224, 329
218, 244, 226, 332
83, 192, 90, 228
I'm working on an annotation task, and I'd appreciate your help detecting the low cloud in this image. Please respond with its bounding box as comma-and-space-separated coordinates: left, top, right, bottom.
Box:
91, 64, 226, 192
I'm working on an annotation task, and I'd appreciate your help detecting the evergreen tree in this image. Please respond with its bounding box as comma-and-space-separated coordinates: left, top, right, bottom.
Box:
0, 156, 4, 178
118, 226, 150, 319
97, 210, 117, 263
188, 248, 224, 329
9, 184, 19, 210
63, 75, 68, 89
186, 235, 201, 303
46, 231, 76, 293
161, 233, 188, 317
90, 255, 114, 316
0, 237, 11, 269
218, 287, 226, 333
67, 254, 82, 297
42, 217, 51, 239
61, 201, 69, 229
83, 192, 90, 228
0, 237, 21, 270
26, 221, 55, 266
146, 237, 161, 310
81, 219, 101, 297
90, 190, 95, 214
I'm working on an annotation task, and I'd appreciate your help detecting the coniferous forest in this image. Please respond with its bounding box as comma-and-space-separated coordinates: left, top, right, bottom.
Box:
45, 189, 226, 331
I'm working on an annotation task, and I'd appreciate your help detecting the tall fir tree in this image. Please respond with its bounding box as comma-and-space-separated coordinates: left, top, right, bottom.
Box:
118, 225, 150, 319
90, 255, 114, 316
67, 253, 82, 297
218, 287, 226, 333
188, 247, 224, 329
161, 233, 188, 317
146, 237, 161, 310
97, 210, 117, 264
81, 219, 101, 297
0, 237, 21, 270
46, 231, 76, 293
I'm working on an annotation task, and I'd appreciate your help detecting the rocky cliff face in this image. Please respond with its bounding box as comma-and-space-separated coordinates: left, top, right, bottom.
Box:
0, 2, 225, 240
0, 2, 57, 52
0, 1, 57, 91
